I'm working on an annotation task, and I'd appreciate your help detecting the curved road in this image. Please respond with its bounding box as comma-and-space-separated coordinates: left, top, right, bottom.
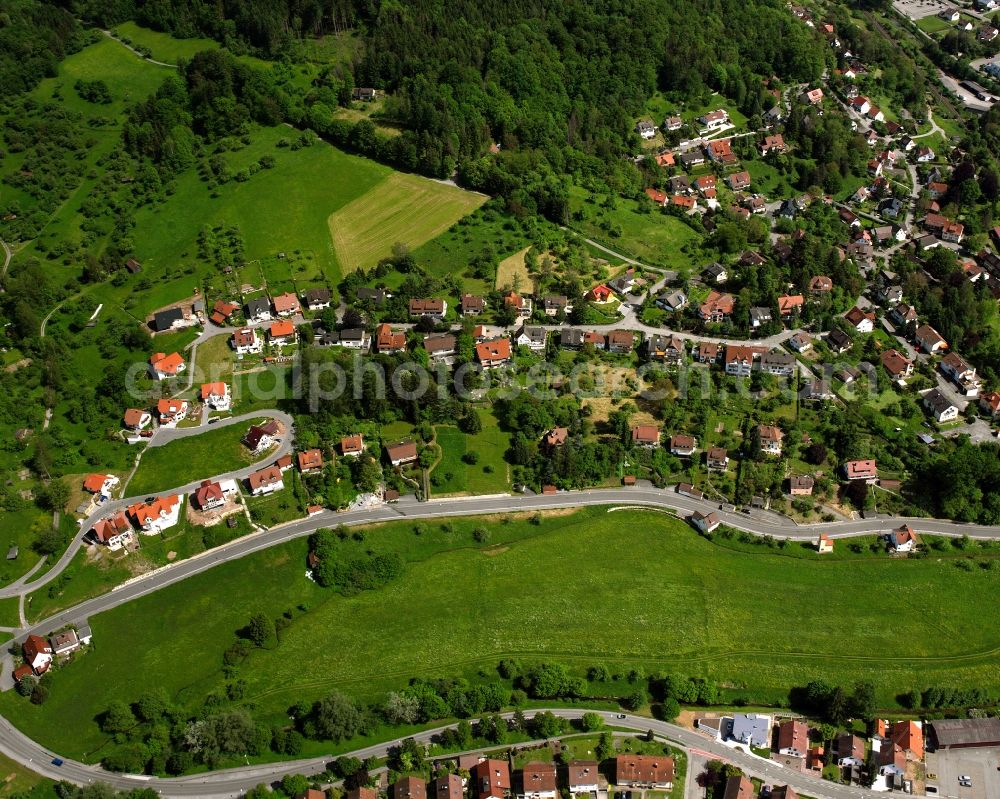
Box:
0, 708, 901, 799
0, 410, 294, 600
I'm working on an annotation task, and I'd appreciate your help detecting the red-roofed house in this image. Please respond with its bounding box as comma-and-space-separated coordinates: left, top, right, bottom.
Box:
890, 721, 924, 760
123, 408, 152, 430
476, 338, 512, 368
777, 719, 811, 758
341, 434, 365, 457
706, 139, 736, 164
843, 459, 878, 481
231, 327, 263, 355
297, 449, 324, 474
645, 188, 668, 205
268, 319, 297, 344
700, 290, 735, 323
473, 759, 511, 799
83, 474, 119, 496
845, 306, 875, 333
247, 465, 285, 496
91, 511, 133, 551
589, 284, 614, 302
201, 382, 231, 411
272, 292, 301, 317
157, 398, 189, 426
631, 425, 661, 448
519, 762, 557, 799
616, 755, 674, 789
127, 494, 182, 533
376, 323, 407, 354
22, 635, 53, 675
778, 295, 804, 316
149, 352, 186, 380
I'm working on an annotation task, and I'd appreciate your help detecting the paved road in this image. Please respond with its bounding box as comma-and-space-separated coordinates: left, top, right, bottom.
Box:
0, 708, 901, 799
0, 410, 294, 601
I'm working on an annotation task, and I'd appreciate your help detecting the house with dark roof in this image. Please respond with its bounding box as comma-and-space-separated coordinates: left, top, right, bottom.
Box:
152, 307, 185, 332
244, 297, 272, 322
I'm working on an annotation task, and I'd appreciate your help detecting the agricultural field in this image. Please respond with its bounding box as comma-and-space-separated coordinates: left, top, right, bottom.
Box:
430, 410, 512, 496
125, 417, 273, 496
568, 186, 703, 273
8, 507, 1000, 761
495, 246, 534, 291
329, 172, 487, 273
130, 125, 389, 309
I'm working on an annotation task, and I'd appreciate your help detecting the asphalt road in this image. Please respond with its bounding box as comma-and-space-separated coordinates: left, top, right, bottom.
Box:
0, 709, 904, 799
0, 409, 294, 601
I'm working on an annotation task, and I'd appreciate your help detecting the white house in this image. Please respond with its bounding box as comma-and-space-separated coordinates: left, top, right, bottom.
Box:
923, 388, 959, 422
691, 510, 720, 533
127, 494, 182, 534
91, 511, 134, 551
156, 398, 189, 427
148, 352, 186, 380
248, 465, 284, 496
231, 327, 263, 355
515, 325, 547, 352
200, 382, 231, 411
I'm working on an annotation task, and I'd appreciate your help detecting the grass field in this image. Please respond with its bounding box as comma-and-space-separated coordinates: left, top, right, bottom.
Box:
329, 172, 487, 272
131, 125, 389, 308
112, 21, 219, 64
0, 750, 54, 798
430, 411, 511, 496
125, 417, 271, 496
9, 507, 1000, 762
496, 246, 534, 291
568, 186, 703, 273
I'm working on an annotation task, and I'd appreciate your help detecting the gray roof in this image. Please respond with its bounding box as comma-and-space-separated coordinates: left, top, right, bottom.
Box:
245, 297, 270, 316
731, 713, 771, 746
750, 307, 772, 323
930, 718, 1000, 748
152, 307, 184, 331
517, 325, 547, 344
924, 388, 956, 413
6, 546, 17, 560
561, 328, 586, 347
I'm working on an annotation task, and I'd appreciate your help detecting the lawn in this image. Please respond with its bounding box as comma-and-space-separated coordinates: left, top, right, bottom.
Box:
568, 186, 703, 273
329, 172, 487, 272
8, 507, 1000, 762
0, 750, 55, 797
0, 508, 57, 588
112, 21, 219, 64
125, 417, 272, 496
430, 410, 511, 496
130, 125, 390, 306
915, 15, 952, 35
496, 246, 534, 291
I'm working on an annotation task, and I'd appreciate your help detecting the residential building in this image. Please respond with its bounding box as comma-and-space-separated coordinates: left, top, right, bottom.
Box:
127, 494, 182, 533
837, 734, 866, 766
542, 295, 569, 316
845, 307, 875, 333
201, 382, 231, 411
91, 512, 133, 551
503, 291, 533, 317
232, 327, 263, 355
706, 447, 729, 471
247, 465, 284, 496
341, 434, 364, 457
156, 398, 188, 427
731, 713, 771, 747
750, 307, 772, 329
519, 763, 557, 799
700, 290, 735, 323
631, 425, 661, 448
890, 303, 918, 328
979, 391, 1000, 418
22, 635, 53, 675
615, 755, 674, 789
761, 351, 795, 377
777, 720, 811, 758
817, 534, 835, 554
844, 459, 878, 481
826, 329, 852, 353
778, 294, 804, 316
801, 379, 833, 401
646, 333, 685, 364
243, 421, 279, 454
880, 349, 913, 380
758, 425, 784, 455
670, 434, 697, 456
376, 323, 407, 354
409, 298, 447, 318
432, 774, 464, 799
268, 319, 297, 344
888, 524, 918, 553
691, 510, 720, 534
761, 133, 787, 155
567, 761, 601, 795
298, 449, 324, 474
924, 388, 959, 422
272, 292, 301, 317
704, 262, 728, 283
82, 473, 119, 496
544, 427, 569, 450
889, 721, 924, 759
723, 776, 754, 799
475, 338, 512, 368
123, 408, 152, 430
244, 297, 272, 322
940, 353, 981, 396
725, 344, 758, 377
473, 759, 511, 799
789, 332, 812, 352
801, 87, 824, 105
152, 307, 185, 332
636, 119, 656, 139
589, 284, 614, 302
698, 109, 729, 129
424, 334, 458, 359
727, 171, 752, 191
394, 777, 427, 799
303, 288, 332, 310
193, 479, 233, 511
460, 294, 486, 316
386, 441, 419, 467
789, 475, 814, 496
915, 324, 947, 354
50, 629, 81, 657
695, 341, 720, 363
515, 325, 547, 352
607, 330, 635, 354
656, 290, 688, 312
148, 351, 186, 380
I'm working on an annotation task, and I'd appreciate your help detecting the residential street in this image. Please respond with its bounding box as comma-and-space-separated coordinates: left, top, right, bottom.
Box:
0, 709, 912, 799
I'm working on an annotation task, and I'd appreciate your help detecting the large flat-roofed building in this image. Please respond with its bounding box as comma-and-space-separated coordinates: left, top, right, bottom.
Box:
929, 718, 1000, 749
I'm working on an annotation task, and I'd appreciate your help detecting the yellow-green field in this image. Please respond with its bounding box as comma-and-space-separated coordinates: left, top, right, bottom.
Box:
329, 172, 487, 272
495, 245, 534, 291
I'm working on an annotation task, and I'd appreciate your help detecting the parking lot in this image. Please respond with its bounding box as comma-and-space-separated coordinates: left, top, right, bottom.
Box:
894, 0, 958, 20
926, 747, 1000, 799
